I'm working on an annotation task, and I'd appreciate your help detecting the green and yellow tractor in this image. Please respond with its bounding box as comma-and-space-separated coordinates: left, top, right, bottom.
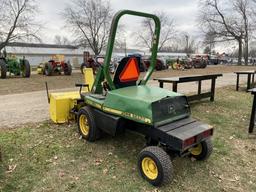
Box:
48, 10, 214, 186
0, 52, 30, 79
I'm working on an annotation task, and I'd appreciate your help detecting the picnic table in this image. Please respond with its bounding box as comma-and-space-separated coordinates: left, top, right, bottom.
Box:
154, 74, 223, 102
234, 71, 256, 91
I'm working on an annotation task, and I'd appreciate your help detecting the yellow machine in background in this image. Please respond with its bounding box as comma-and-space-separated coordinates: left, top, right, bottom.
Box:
37, 55, 65, 74
48, 68, 94, 123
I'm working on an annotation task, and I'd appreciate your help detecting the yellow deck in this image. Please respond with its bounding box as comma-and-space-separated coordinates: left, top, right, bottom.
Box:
49, 68, 94, 123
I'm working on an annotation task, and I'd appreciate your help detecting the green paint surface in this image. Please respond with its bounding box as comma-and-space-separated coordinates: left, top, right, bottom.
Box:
102, 85, 183, 124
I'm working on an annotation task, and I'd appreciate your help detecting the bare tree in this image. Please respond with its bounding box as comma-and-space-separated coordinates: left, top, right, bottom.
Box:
251, 0, 256, 40
183, 33, 197, 54
63, 0, 112, 55
175, 33, 197, 54
161, 33, 198, 53
199, 0, 247, 65
204, 46, 212, 54
136, 11, 175, 51
233, 0, 251, 65
54, 35, 71, 45
202, 30, 216, 53
0, 0, 41, 52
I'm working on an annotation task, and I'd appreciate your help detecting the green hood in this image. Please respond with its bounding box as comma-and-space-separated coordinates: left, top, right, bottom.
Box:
102, 85, 189, 126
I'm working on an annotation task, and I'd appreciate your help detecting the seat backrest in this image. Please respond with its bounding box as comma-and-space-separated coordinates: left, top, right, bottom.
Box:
113, 56, 140, 88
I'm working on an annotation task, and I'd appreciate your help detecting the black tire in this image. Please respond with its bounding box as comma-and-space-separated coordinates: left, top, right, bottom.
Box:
138, 146, 173, 186
21, 60, 31, 78
155, 66, 161, 71
77, 106, 101, 142
201, 60, 207, 68
45, 62, 53, 76
193, 62, 199, 68
64, 63, 72, 75
80, 63, 87, 74
190, 138, 213, 160
0, 59, 7, 79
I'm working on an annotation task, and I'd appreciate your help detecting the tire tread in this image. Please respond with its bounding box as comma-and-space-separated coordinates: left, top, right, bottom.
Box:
139, 146, 173, 186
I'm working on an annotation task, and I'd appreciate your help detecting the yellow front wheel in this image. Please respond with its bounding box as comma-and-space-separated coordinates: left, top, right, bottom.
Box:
79, 114, 90, 137
138, 146, 173, 186
77, 106, 100, 142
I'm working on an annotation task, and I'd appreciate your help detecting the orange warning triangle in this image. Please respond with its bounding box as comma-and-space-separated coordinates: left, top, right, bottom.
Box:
119, 58, 140, 82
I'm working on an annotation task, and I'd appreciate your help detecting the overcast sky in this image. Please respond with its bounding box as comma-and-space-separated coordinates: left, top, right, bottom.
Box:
38, 0, 200, 44
38, 0, 198, 42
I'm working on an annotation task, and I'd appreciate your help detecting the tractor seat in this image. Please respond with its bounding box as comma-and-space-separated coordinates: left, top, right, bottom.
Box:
113, 56, 140, 89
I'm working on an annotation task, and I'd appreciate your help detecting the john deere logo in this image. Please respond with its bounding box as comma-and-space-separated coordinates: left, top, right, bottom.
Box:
168, 105, 176, 114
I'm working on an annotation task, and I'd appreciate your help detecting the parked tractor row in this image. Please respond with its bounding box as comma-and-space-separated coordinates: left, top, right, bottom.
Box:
168, 55, 208, 70
0, 52, 211, 79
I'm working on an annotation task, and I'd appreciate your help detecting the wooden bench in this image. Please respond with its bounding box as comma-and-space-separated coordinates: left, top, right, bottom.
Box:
154, 74, 223, 102
234, 71, 256, 91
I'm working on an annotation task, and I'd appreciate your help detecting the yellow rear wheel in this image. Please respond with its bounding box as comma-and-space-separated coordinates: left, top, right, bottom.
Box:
190, 143, 203, 156
189, 139, 213, 160
138, 146, 173, 186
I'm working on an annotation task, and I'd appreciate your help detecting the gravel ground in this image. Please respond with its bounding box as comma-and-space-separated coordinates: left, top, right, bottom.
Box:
0, 65, 254, 129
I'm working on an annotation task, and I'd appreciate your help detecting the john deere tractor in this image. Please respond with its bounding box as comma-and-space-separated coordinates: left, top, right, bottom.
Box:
0, 53, 30, 79
47, 10, 214, 186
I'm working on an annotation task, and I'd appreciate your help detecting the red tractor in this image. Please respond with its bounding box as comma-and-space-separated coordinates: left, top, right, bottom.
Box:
37, 55, 72, 76
191, 54, 208, 68
143, 57, 167, 71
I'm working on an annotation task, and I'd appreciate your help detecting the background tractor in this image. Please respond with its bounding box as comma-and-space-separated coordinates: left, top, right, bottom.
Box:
191, 54, 208, 68
80, 53, 115, 75
171, 58, 193, 70
37, 55, 72, 76
143, 57, 167, 71
0, 52, 30, 79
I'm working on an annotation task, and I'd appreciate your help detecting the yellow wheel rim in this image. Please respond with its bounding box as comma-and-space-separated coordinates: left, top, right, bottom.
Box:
190, 143, 203, 156
79, 114, 89, 136
141, 157, 158, 180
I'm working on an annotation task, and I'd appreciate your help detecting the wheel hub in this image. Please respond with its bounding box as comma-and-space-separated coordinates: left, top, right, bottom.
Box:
142, 157, 158, 180
79, 114, 89, 136
190, 143, 203, 156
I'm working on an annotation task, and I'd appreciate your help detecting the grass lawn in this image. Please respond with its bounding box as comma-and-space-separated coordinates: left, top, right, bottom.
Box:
0, 86, 256, 192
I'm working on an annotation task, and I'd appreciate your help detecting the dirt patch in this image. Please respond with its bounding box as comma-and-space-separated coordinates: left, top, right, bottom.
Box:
0, 65, 255, 96
0, 88, 77, 129
0, 71, 84, 96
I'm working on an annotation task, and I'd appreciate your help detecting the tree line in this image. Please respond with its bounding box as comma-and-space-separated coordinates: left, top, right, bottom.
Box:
0, 0, 256, 65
